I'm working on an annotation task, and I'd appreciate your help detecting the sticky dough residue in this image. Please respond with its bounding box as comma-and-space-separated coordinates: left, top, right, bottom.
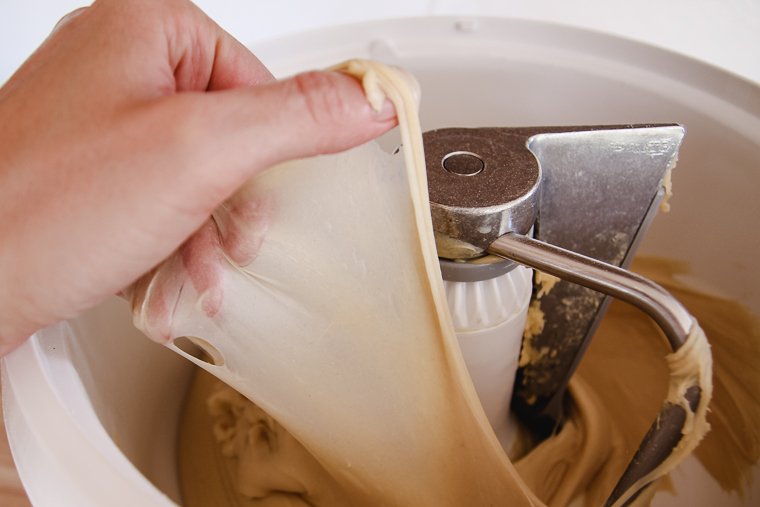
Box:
518, 270, 558, 370
659, 159, 675, 213
633, 258, 760, 495
535, 271, 560, 299
170, 61, 718, 507
612, 322, 712, 507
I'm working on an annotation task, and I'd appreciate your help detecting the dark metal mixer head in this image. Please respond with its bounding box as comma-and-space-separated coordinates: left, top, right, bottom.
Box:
426, 125, 683, 260
426, 129, 541, 259
423, 125, 697, 506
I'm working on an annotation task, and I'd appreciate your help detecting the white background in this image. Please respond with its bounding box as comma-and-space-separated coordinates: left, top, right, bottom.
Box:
1, 0, 760, 85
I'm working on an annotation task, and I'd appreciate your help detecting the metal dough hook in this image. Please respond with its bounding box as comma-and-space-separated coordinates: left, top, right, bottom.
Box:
424, 125, 704, 505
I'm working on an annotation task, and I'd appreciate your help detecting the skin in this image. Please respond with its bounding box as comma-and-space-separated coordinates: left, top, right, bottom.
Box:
0, 0, 397, 355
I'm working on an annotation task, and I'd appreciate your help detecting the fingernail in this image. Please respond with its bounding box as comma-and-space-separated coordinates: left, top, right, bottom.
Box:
374, 99, 397, 122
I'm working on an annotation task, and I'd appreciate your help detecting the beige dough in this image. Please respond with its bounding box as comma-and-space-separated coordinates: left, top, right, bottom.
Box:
180, 257, 759, 506
519, 271, 557, 370
166, 61, 718, 506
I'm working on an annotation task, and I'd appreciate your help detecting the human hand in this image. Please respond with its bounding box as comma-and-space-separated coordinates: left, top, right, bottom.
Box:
0, 0, 397, 355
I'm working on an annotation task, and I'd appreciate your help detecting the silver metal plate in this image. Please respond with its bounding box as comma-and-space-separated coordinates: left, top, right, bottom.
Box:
423, 125, 685, 427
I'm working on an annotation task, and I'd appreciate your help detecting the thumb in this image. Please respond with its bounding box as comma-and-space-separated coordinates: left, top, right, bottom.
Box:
210, 70, 399, 266
241, 70, 398, 161
167, 70, 398, 211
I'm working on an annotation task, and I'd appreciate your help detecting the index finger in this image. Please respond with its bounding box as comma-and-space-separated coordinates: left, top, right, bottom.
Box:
165, 1, 275, 92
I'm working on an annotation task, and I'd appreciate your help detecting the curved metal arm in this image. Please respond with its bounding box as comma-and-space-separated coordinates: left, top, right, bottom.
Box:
488, 232, 699, 506
489, 233, 692, 349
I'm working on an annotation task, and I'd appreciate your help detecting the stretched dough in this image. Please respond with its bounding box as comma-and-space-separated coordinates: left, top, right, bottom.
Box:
157, 60, 713, 506
162, 60, 536, 505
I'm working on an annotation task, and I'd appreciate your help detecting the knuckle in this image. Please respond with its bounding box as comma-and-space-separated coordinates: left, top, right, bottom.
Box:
290, 71, 348, 129
214, 195, 271, 266
52, 7, 88, 32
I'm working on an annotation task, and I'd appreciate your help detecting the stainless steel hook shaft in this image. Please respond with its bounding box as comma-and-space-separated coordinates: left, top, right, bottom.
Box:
489, 232, 701, 505
488, 233, 693, 349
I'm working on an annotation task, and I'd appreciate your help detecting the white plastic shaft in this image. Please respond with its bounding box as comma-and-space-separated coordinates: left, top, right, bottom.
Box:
444, 265, 533, 453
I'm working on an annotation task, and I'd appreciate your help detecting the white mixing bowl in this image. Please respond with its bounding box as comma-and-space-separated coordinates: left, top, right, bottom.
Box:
3, 16, 759, 507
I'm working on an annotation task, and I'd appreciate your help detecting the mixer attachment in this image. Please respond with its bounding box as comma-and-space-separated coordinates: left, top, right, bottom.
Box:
424, 125, 702, 505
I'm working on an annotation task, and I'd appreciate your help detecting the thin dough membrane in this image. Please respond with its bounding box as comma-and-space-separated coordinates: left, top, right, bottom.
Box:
162, 61, 714, 506
165, 60, 536, 506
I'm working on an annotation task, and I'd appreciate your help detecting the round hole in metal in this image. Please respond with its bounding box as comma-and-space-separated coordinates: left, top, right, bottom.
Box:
442, 151, 485, 176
